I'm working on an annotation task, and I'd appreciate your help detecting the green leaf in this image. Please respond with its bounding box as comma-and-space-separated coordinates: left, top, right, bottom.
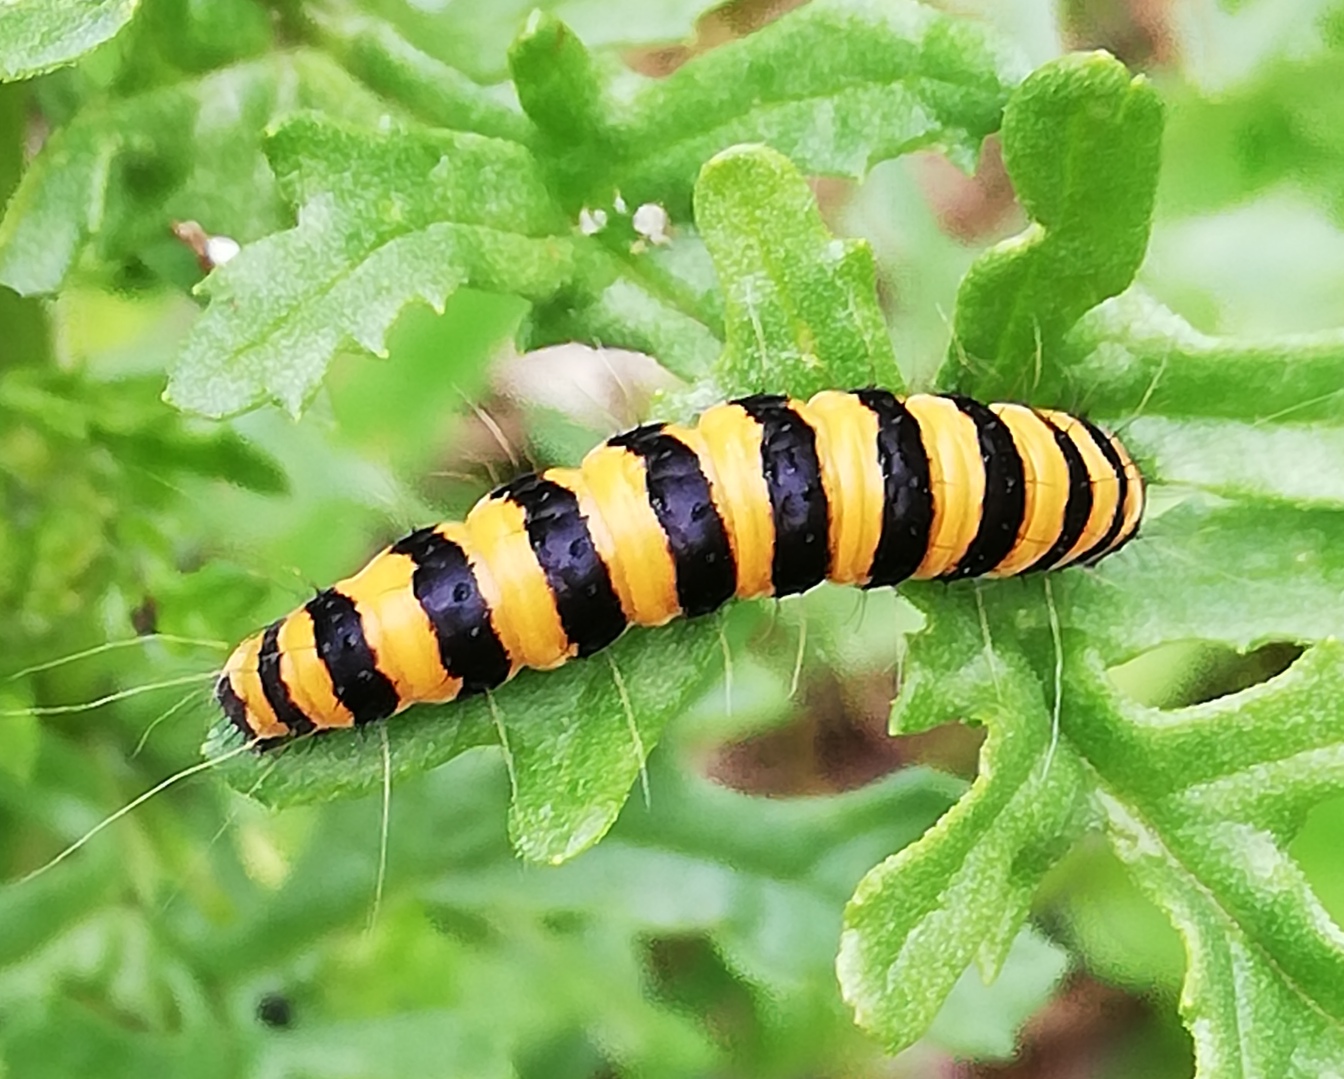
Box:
310, 2, 532, 141
154, 1, 1024, 418
1057, 291, 1344, 423
0, 999, 224, 1079
0, 52, 388, 295
15, 3, 1344, 1070
165, 114, 576, 417
841, 580, 1344, 1067
358, 0, 722, 86
207, 620, 720, 863
508, 12, 608, 149
547, 0, 720, 55
838, 598, 1093, 1053
0, 685, 39, 783
135, 0, 273, 75
222, 753, 921, 1075
516, 0, 1024, 212
411, 754, 1060, 1062
1127, 417, 1344, 508
521, 239, 724, 383
1064, 642, 1344, 1075
1050, 501, 1344, 660
518, 255, 720, 381
441, 759, 961, 981
945, 51, 1163, 394
0, 841, 120, 967
695, 144, 899, 399
947, 497, 1344, 672
502, 620, 720, 863
0, 0, 139, 82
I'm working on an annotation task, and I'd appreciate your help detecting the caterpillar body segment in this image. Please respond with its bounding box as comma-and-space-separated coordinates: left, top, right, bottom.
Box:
218, 390, 1145, 744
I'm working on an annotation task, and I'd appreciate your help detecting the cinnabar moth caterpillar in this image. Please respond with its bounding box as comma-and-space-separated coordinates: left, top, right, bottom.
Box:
217, 390, 1144, 745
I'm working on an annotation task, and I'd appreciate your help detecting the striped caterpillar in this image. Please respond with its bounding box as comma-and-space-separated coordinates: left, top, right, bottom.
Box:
217, 389, 1144, 745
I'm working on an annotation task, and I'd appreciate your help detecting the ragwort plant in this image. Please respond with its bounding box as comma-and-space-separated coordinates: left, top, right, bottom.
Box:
1, 0, 1343, 1075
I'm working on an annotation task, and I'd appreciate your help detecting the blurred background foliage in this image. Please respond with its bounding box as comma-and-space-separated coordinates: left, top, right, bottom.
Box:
2, 0, 1343, 1076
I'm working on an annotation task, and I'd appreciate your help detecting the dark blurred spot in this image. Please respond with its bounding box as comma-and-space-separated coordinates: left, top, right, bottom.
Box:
1060, 0, 1180, 70
916, 137, 1021, 244
516, 1031, 608, 1079
1111, 640, 1304, 710
541, 910, 586, 935
111, 257, 158, 292
707, 669, 983, 797
131, 597, 157, 637
645, 936, 756, 1049
426, 907, 495, 946
256, 992, 292, 1029
958, 973, 1188, 1078
624, 0, 807, 77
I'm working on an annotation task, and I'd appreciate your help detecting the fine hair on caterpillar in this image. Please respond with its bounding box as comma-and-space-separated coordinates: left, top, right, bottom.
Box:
215, 388, 1144, 748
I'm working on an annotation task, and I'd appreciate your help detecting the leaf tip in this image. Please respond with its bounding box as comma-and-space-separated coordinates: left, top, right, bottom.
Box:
516, 7, 565, 48
695, 143, 809, 220
699, 142, 789, 180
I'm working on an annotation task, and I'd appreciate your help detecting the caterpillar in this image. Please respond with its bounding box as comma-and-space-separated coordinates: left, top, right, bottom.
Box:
217, 390, 1144, 745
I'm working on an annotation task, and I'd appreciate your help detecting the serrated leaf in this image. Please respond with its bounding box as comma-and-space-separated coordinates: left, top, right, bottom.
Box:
0, 52, 389, 296
945, 51, 1163, 394
842, 580, 1344, 1068
512, 0, 1024, 212
696, 144, 899, 398
838, 598, 1093, 1053
1064, 642, 1344, 1076
207, 620, 720, 864
156, 2, 1023, 416
165, 115, 576, 417
0, 0, 139, 82
1105, 797, 1344, 1077
621, 0, 1022, 203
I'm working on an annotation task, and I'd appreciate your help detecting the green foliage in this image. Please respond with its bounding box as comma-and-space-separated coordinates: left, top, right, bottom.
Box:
0, 0, 1022, 415
4, 2, 1344, 1077
165, 115, 576, 416
697, 145, 899, 399
944, 51, 1163, 395
0, 53, 391, 296
0, 0, 140, 82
